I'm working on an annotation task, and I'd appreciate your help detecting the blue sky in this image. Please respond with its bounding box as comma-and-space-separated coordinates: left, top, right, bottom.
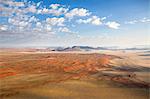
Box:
0, 0, 149, 47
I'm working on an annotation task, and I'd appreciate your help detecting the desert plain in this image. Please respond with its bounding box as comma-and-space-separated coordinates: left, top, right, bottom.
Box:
0, 49, 149, 99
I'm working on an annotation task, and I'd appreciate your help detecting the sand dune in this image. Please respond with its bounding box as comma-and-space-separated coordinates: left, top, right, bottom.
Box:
0, 49, 149, 99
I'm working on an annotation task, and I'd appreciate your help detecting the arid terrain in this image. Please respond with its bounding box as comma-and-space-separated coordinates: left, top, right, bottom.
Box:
0, 49, 149, 99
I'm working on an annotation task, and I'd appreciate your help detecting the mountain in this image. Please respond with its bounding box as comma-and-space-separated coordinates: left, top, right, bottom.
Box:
50, 46, 109, 51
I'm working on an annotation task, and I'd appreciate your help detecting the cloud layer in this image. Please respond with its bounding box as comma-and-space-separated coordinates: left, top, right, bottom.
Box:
0, 0, 122, 38
125, 17, 150, 24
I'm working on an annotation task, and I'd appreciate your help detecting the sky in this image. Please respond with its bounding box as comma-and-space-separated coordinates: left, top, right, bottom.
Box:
0, 0, 149, 47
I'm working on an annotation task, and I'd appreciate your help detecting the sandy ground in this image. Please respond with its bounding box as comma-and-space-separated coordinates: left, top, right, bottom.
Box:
0, 49, 149, 99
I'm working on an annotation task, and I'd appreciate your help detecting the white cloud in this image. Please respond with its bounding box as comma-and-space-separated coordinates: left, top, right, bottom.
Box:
125, 17, 150, 24
48, 7, 68, 16
140, 17, 150, 23
106, 21, 120, 29
0, 0, 25, 7
65, 8, 90, 18
0, 1, 69, 36
45, 24, 52, 31
36, 1, 42, 7
101, 17, 106, 20
58, 27, 70, 32
8, 14, 30, 27
33, 22, 55, 35
0, 0, 121, 41
29, 16, 38, 22
18, 21, 29, 27
0, 2, 67, 16
37, 9, 42, 14
7, 14, 39, 32
77, 16, 102, 25
42, 8, 49, 13
58, 27, 77, 35
37, 6, 68, 16
34, 22, 42, 32
36, 22, 42, 27
27, 5, 37, 13
50, 4, 60, 9
91, 16, 102, 25
0, 6, 14, 16
0, 25, 8, 31
77, 18, 91, 24
46, 17, 65, 26
125, 20, 137, 24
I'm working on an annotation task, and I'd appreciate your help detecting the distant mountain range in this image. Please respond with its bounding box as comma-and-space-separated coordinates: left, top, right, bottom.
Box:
1, 45, 149, 52
48, 45, 150, 52
123, 48, 150, 50
48, 46, 110, 51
